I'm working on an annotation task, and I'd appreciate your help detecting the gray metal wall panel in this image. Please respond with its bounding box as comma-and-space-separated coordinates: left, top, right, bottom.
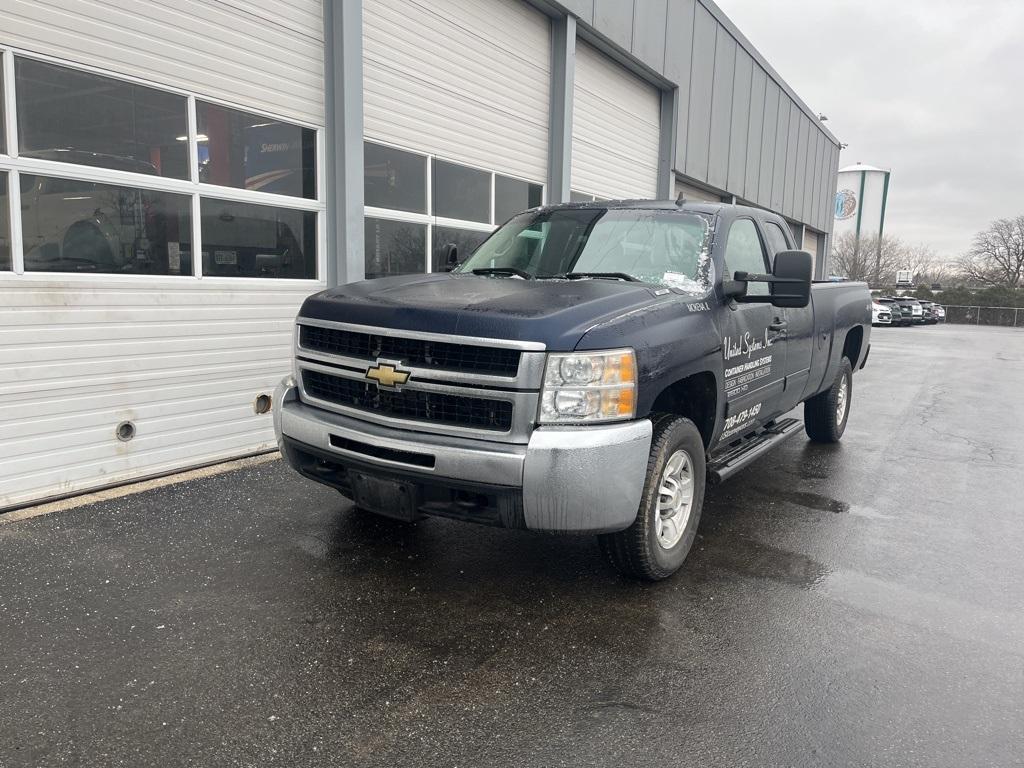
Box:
758, 79, 779, 205
803, 126, 819, 227
826, 145, 840, 234
743, 64, 766, 201
560, 0, 594, 24
664, 0, 695, 169
793, 113, 809, 221
593, 0, 634, 51
770, 87, 789, 211
684, 3, 717, 180
820, 139, 834, 231
782, 102, 800, 217
631, 0, 668, 72
820, 142, 835, 232
813, 135, 826, 231
706, 25, 736, 190
727, 49, 753, 194
561, 0, 842, 229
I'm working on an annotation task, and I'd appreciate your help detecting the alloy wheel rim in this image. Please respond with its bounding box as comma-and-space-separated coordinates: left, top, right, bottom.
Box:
836, 375, 849, 424
655, 449, 695, 550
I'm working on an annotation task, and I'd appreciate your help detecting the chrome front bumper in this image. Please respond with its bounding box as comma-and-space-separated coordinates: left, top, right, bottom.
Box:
273, 377, 652, 533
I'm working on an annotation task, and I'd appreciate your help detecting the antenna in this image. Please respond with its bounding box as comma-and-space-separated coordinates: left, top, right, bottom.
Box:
675, 192, 687, 206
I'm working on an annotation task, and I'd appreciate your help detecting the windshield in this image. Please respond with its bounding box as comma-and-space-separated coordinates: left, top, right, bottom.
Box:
455, 208, 713, 292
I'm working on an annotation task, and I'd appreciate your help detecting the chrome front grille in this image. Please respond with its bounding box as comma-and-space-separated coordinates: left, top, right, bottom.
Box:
294, 318, 546, 443
299, 324, 522, 377
303, 369, 514, 432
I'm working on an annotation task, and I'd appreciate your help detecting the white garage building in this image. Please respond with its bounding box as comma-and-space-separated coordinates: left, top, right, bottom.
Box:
0, 0, 840, 510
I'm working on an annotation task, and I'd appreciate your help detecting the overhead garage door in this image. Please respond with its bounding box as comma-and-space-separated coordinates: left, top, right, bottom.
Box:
675, 179, 723, 203
0, 1, 325, 511
363, 0, 550, 183
571, 42, 661, 200
803, 228, 822, 257
361, 0, 550, 279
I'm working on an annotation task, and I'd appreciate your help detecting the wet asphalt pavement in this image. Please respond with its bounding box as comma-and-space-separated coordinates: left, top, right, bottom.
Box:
2, 324, 1023, 767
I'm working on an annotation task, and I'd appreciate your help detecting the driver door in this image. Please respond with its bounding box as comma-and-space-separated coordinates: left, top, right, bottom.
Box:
717, 218, 787, 444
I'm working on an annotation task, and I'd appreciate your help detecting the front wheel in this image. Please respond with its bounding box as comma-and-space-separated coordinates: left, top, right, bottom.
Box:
598, 415, 706, 581
804, 357, 853, 443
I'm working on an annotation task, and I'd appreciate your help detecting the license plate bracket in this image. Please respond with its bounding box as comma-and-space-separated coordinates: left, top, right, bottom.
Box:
348, 471, 420, 522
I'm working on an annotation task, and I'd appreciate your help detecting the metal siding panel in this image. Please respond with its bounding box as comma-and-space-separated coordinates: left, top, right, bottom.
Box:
665, 0, 695, 170
827, 145, 840, 234
593, 0, 634, 51
706, 25, 735, 191
819, 143, 832, 232
770, 85, 789, 210
727, 49, 752, 196
804, 127, 820, 226
0, 277, 323, 510
783, 102, 800, 217
817, 138, 832, 231
743, 64, 766, 201
572, 42, 661, 198
560, 0, 595, 25
363, 0, 550, 182
684, 4, 716, 181
0, 0, 324, 125
793, 113, 809, 221
631, 0, 668, 71
757, 79, 779, 205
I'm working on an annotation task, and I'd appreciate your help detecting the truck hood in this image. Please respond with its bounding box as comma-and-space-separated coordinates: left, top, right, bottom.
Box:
299, 272, 670, 350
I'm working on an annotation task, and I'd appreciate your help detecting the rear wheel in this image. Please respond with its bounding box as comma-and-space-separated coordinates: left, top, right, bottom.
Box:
804, 358, 853, 443
598, 415, 706, 581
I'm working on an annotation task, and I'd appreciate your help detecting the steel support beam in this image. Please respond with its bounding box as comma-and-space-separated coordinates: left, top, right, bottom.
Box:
658, 88, 679, 200
324, 0, 365, 286
547, 14, 575, 203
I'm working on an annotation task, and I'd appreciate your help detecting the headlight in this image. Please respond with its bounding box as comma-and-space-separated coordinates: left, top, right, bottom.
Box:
539, 349, 636, 424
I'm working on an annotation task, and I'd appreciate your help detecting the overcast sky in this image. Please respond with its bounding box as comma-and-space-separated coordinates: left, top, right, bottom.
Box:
716, 0, 1024, 259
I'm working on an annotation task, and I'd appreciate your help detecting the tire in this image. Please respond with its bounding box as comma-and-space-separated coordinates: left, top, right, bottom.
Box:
598, 415, 706, 581
804, 357, 853, 443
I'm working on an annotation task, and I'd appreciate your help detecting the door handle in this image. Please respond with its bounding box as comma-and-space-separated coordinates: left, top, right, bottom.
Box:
768, 318, 787, 343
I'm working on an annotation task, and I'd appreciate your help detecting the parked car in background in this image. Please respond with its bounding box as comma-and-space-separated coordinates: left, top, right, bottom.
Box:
872, 301, 892, 326
919, 301, 939, 324
879, 298, 912, 326
933, 304, 946, 322
894, 297, 925, 324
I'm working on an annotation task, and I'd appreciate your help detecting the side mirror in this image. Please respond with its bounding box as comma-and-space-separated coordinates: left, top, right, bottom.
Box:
439, 242, 459, 271
769, 250, 812, 308
723, 250, 812, 308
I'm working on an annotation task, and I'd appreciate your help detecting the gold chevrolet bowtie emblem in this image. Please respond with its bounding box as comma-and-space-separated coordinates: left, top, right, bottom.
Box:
365, 361, 410, 389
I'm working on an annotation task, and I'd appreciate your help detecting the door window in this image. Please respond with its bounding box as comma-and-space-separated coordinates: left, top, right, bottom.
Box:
762, 221, 791, 262
724, 218, 770, 296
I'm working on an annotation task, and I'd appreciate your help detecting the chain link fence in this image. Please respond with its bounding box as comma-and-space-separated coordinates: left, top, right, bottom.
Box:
943, 306, 1024, 327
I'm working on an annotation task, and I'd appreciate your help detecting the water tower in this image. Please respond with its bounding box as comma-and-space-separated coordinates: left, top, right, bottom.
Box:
833, 163, 891, 243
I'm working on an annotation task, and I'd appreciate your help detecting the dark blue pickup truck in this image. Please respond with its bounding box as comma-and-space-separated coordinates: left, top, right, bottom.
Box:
274, 200, 871, 580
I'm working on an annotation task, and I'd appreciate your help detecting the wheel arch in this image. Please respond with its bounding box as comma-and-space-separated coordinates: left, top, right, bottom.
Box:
842, 325, 865, 367
648, 371, 718, 449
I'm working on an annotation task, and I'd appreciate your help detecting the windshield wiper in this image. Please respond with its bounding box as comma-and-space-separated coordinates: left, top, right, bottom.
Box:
471, 267, 533, 279
564, 272, 639, 282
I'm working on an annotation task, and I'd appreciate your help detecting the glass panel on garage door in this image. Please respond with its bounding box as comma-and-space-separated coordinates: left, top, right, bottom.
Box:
362, 141, 542, 279
200, 198, 316, 279
20, 175, 192, 275
15, 57, 189, 179
196, 101, 316, 199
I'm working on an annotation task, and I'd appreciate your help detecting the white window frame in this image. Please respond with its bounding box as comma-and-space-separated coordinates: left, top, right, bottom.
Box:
0, 46, 327, 285
362, 137, 546, 275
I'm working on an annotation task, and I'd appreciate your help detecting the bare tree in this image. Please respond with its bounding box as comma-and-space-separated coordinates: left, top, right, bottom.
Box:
829, 232, 870, 282
830, 232, 907, 287
956, 216, 1024, 288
